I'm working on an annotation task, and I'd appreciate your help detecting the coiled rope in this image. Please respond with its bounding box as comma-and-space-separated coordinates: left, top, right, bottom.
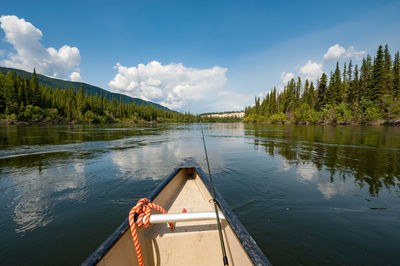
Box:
129, 198, 174, 266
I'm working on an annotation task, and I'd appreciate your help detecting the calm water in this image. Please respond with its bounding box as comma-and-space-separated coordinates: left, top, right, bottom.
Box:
0, 123, 399, 265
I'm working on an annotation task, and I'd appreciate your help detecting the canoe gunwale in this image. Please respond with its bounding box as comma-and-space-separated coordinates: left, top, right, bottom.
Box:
81, 166, 180, 266
194, 164, 271, 266
82, 158, 271, 266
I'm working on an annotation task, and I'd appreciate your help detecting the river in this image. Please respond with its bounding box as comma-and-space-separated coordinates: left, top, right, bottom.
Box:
0, 123, 399, 265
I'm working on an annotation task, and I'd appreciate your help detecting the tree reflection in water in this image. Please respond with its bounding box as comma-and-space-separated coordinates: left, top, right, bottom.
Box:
245, 124, 400, 197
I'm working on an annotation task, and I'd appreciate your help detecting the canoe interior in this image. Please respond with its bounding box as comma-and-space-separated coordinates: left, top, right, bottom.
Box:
97, 168, 253, 266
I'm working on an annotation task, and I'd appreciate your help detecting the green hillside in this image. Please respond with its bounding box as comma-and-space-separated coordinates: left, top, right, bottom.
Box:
0, 67, 169, 110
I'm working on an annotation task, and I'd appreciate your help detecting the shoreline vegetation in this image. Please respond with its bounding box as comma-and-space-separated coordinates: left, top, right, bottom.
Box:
244, 44, 400, 126
0, 69, 237, 124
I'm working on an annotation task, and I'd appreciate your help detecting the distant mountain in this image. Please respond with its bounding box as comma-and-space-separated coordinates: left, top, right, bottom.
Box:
0, 67, 170, 111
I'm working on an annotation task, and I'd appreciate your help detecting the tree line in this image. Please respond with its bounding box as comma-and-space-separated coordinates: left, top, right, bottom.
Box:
245, 44, 400, 123
0, 69, 243, 123
0, 69, 205, 123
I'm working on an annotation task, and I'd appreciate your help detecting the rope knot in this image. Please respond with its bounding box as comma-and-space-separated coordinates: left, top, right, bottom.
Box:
128, 198, 175, 266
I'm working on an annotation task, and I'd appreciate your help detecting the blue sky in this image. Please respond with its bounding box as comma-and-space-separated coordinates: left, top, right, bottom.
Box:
1, 0, 400, 113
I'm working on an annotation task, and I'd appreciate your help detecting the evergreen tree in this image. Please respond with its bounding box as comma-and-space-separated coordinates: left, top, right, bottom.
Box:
309, 81, 315, 108
393, 51, 400, 96
0, 74, 5, 113
347, 60, 353, 81
360, 55, 373, 100
334, 62, 343, 102
302, 79, 310, 103
24, 78, 31, 106
77, 85, 85, 114
325, 63, 342, 105
296, 77, 302, 104
371, 45, 385, 102
269, 87, 277, 114
317, 73, 328, 110
254, 96, 260, 114
352, 65, 360, 103
32, 68, 41, 106
342, 62, 349, 103
4, 72, 17, 107
383, 44, 393, 94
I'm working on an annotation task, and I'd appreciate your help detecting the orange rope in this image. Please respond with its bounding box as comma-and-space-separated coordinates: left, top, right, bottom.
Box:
129, 198, 174, 266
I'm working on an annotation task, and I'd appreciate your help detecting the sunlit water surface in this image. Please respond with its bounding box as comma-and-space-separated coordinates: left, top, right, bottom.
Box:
0, 123, 399, 265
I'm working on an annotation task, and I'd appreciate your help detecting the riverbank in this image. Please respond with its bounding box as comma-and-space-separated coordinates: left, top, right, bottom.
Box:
0, 118, 157, 125
0, 117, 243, 125
244, 118, 400, 126
2, 118, 400, 126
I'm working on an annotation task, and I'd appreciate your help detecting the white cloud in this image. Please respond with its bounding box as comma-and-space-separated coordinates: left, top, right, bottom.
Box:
299, 60, 323, 81
280, 72, 295, 84
0, 49, 4, 56
0, 15, 81, 80
345, 46, 367, 60
323, 44, 346, 61
108, 61, 232, 110
70, 71, 83, 82
323, 44, 366, 62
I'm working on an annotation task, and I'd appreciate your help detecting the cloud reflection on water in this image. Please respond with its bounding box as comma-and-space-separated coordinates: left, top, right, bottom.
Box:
10, 159, 87, 233
278, 156, 363, 200
111, 135, 226, 180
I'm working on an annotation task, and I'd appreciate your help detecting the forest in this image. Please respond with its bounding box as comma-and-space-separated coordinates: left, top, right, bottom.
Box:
244, 44, 400, 124
0, 69, 230, 123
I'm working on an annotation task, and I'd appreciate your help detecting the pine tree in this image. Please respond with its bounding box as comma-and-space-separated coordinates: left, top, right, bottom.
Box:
317, 73, 328, 110
4, 72, 17, 107
393, 51, 400, 96
309, 81, 315, 108
77, 85, 85, 115
303, 79, 310, 103
334, 62, 343, 103
17, 75, 25, 106
269, 87, 277, 114
32, 68, 41, 106
383, 44, 393, 94
342, 62, 349, 102
24, 78, 31, 105
360, 55, 373, 100
371, 45, 385, 102
0, 74, 5, 113
326, 63, 342, 104
296, 77, 302, 104
352, 65, 360, 103
348, 60, 353, 81
254, 96, 260, 114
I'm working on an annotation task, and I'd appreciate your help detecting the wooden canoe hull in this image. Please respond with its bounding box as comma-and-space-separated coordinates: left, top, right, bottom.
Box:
83, 159, 270, 266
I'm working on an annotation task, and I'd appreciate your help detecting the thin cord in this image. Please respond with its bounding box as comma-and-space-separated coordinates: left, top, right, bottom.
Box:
201, 126, 229, 266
